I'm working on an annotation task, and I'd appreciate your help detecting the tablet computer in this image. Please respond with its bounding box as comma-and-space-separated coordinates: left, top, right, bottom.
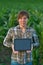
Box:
14, 38, 31, 51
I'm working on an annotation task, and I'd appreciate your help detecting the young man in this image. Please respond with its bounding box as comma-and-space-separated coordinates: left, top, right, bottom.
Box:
3, 10, 39, 65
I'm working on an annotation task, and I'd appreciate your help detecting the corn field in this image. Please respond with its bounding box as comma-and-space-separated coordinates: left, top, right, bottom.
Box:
0, 0, 43, 65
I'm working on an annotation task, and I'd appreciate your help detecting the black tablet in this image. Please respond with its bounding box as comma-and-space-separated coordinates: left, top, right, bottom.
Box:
14, 38, 32, 51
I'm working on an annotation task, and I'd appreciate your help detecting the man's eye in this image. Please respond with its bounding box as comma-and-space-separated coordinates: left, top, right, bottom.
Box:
24, 17, 26, 19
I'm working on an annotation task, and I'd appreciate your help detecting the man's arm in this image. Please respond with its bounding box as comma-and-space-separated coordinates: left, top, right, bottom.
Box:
32, 29, 39, 47
3, 28, 13, 47
3, 27, 18, 54
26, 28, 39, 53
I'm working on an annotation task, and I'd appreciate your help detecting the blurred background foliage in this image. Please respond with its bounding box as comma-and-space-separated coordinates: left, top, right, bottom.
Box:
0, 0, 43, 65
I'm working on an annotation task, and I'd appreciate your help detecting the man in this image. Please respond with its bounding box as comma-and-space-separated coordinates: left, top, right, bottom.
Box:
3, 10, 39, 65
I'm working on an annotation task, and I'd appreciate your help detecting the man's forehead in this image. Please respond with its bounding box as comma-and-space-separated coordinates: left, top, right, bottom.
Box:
22, 15, 27, 18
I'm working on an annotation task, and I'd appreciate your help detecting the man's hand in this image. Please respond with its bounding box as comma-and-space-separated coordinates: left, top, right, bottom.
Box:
11, 44, 18, 54
13, 50, 18, 54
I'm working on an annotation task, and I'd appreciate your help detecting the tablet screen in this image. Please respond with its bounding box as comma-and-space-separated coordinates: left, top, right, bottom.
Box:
14, 38, 31, 51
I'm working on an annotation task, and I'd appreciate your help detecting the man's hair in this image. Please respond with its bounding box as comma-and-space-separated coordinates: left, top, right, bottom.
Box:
17, 10, 29, 20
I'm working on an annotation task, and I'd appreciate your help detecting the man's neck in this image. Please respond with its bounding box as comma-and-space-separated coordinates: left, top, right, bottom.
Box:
19, 25, 26, 33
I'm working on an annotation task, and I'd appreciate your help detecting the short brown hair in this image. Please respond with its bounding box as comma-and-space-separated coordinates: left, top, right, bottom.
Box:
17, 10, 29, 20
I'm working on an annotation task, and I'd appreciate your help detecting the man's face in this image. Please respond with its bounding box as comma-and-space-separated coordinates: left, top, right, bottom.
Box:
18, 15, 28, 28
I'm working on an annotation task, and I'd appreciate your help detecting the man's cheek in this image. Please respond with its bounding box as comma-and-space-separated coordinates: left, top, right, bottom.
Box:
18, 19, 21, 22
